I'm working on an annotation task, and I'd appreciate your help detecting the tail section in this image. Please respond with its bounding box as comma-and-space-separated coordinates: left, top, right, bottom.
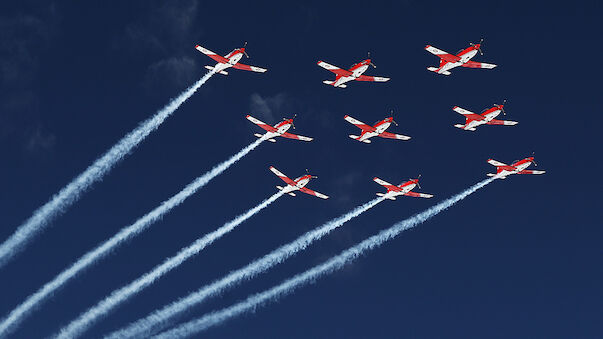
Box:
427, 67, 451, 75
204, 65, 228, 75
376, 193, 396, 200
518, 170, 546, 175
322, 80, 334, 86
349, 135, 370, 143
487, 159, 507, 167
454, 124, 476, 131
288, 192, 296, 196
254, 133, 276, 142
486, 120, 518, 126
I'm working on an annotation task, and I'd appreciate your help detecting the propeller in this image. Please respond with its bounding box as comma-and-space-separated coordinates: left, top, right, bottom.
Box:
390, 109, 398, 126
285, 114, 297, 129
242, 41, 249, 58
531, 152, 538, 167
494, 99, 507, 115
367, 52, 376, 68
306, 168, 318, 179
412, 174, 422, 189
469, 38, 484, 55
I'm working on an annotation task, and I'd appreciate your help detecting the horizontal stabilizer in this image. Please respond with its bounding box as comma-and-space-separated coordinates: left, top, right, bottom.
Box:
427, 67, 439, 72
487, 159, 507, 167
349, 135, 371, 143
276, 185, 284, 190
322, 80, 334, 85
288, 192, 296, 197
336, 84, 347, 88
204, 65, 228, 75
376, 193, 396, 200
518, 170, 546, 175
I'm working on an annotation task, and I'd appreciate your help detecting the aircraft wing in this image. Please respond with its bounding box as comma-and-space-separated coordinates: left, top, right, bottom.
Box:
298, 187, 329, 199
232, 62, 267, 73
453, 106, 484, 121
404, 191, 434, 198
373, 177, 401, 192
486, 119, 518, 126
344, 115, 375, 132
355, 75, 391, 82
195, 45, 229, 63
280, 132, 313, 142
269, 166, 296, 186
425, 45, 459, 62
317, 61, 353, 77
246, 115, 277, 132
487, 159, 507, 167
378, 131, 411, 140
461, 61, 497, 69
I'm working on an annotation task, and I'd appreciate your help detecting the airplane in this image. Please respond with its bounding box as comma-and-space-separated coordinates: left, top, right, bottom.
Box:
344, 113, 411, 143
247, 114, 313, 142
317, 53, 390, 88
487, 156, 546, 179
453, 100, 518, 131
195, 42, 267, 75
425, 39, 497, 75
269, 166, 329, 199
373, 175, 434, 200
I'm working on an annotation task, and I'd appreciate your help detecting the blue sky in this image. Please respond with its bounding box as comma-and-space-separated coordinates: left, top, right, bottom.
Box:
1, 1, 601, 338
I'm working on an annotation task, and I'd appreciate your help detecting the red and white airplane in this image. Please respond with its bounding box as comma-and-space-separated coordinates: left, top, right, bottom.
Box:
453, 100, 518, 131
487, 156, 546, 179
373, 176, 433, 200
317, 54, 390, 88
344, 113, 410, 143
247, 115, 313, 142
270, 166, 329, 199
195, 42, 267, 75
425, 39, 497, 75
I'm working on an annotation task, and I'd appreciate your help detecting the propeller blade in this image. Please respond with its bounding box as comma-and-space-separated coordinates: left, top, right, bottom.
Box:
242, 41, 249, 58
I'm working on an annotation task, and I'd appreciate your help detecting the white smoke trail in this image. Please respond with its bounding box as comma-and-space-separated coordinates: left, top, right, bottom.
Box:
154, 178, 494, 338
55, 190, 285, 339
0, 137, 264, 338
105, 196, 385, 339
0, 71, 215, 270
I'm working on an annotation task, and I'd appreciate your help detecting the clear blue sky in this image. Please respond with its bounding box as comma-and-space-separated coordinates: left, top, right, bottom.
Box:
1, 1, 601, 338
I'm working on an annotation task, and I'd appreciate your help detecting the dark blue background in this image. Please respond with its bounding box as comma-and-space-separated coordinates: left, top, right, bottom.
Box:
1, 1, 601, 338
